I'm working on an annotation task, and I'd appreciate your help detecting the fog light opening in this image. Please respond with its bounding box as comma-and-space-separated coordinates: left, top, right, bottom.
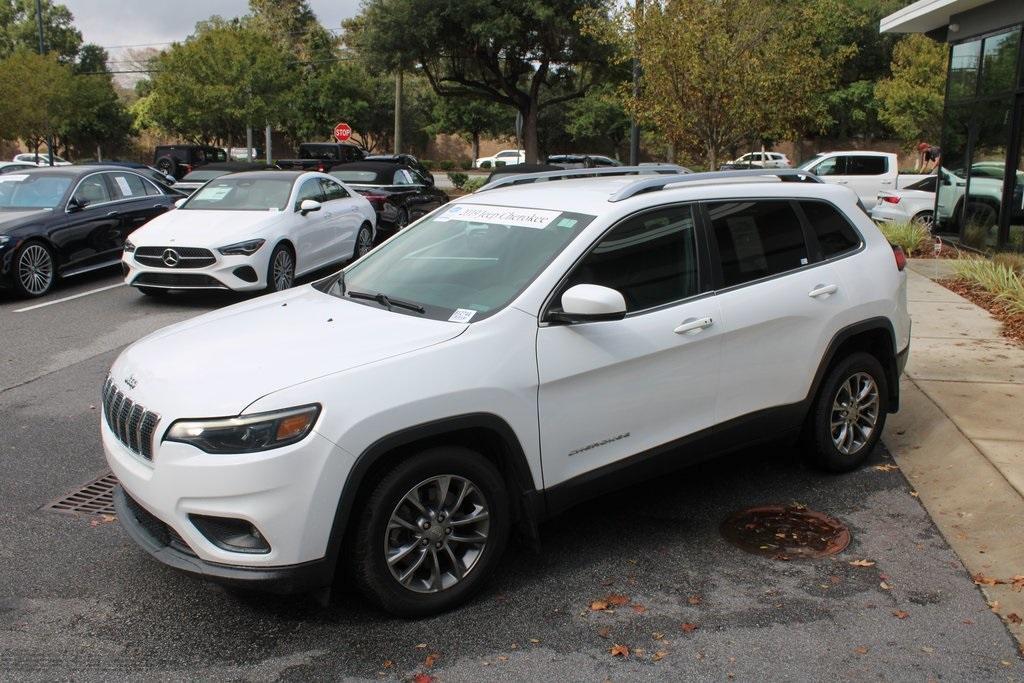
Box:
189, 514, 271, 554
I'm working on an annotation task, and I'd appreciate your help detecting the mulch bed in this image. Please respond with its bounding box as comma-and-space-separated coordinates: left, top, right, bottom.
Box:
913, 242, 964, 260
939, 277, 1024, 347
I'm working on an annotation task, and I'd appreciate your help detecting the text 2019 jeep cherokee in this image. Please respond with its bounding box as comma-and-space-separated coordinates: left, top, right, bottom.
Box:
102, 168, 910, 616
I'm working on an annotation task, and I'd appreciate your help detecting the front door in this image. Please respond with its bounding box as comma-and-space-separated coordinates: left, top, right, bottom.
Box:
319, 177, 360, 262
537, 204, 722, 488
50, 173, 121, 273
291, 177, 331, 272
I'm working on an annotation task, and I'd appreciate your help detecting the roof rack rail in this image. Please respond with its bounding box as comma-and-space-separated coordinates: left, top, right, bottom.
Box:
476, 164, 692, 193
607, 169, 822, 202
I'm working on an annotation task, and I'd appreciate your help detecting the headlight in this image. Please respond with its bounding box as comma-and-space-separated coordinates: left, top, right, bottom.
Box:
218, 239, 265, 256
165, 404, 320, 454
0, 235, 11, 248
123, 240, 135, 253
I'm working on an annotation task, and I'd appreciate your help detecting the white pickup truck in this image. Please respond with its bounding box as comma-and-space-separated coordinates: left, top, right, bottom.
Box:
798, 151, 930, 207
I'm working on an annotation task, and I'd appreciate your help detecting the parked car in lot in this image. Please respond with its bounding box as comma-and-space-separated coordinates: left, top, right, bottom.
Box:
173, 162, 278, 195
871, 175, 937, 228
474, 149, 525, 168
546, 154, 621, 168
153, 145, 228, 180
123, 171, 375, 296
81, 160, 179, 189
720, 152, 791, 170
797, 151, 930, 206
0, 162, 38, 175
0, 166, 181, 297
13, 152, 72, 167
103, 167, 909, 616
365, 153, 432, 178
277, 142, 366, 173
329, 161, 448, 232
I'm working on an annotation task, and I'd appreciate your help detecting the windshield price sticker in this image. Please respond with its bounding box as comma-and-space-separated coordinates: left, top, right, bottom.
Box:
114, 176, 133, 197
448, 308, 477, 323
0, 174, 28, 183
195, 186, 232, 201
436, 204, 560, 229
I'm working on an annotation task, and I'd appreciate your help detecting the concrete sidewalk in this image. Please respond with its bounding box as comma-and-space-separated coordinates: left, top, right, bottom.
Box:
886, 259, 1024, 645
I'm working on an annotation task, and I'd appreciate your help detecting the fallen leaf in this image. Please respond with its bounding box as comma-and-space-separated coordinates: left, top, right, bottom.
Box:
874, 464, 899, 472
972, 574, 1006, 586
632, 604, 647, 615
1011, 576, 1024, 592
681, 623, 699, 634
497, 655, 509, 662
606, 594, 629, 607
990, 601, 1001, 612
590, 600, 609, 611
424, 653, 440, 668
415, 643, 428, 649
652, 651, 668, 662
849, 559, 876, 567
529, 638, 540, 644
880, 581, 892, 591
382, 660, 393, 669
853, 646, 869, 655
893, 610, 910, 620
610, 644, 630, 658
1001, 661, 1012, 668
597, 626, 610, 639
687, 595, 702, 605
652, 632, 665, 641
921, 646, 934, 654
910, 491, 920, 497
1007, 613, 1023, 625
412, 674, 434, 683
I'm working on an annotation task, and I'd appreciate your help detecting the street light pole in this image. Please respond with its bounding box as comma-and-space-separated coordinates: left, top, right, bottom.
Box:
628, 0, 643, 166
34, 0, 55, 167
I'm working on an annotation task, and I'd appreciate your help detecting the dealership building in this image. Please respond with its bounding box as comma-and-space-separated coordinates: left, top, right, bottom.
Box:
882, 0, 1024, 251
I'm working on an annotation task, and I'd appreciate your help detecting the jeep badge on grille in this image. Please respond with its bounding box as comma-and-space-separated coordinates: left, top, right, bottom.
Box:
124, 375, 138, 389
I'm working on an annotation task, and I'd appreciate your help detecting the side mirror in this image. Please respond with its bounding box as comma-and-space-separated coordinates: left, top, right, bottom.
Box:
174, 198, 187, 209
550, 284, 627, 323
66, 197, 83, 213
299, 199, 322, 215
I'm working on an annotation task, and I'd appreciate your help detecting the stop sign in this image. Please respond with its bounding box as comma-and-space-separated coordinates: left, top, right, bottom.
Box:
333, 122, 352, 142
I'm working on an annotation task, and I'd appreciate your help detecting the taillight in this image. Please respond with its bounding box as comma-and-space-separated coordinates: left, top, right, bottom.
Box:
183, 164, 193, 174
893, 245, 907, 271
317, 163, 326, 173
361, 193, 388, 208
881, 195, 900, 204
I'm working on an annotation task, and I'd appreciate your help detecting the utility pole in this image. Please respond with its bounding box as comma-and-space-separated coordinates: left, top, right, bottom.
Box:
265, 125, 272, 165
393, 70, 403, 154
628, 0, 643, 166
34, 0, 54, 167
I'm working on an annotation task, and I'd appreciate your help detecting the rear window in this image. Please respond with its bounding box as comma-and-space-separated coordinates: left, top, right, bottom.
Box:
330, 170, 379, 183
799, 201, 861, 258
708, 200, 809, 287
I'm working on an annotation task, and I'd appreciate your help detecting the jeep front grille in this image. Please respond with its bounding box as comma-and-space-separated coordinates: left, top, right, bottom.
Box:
102, 377, 160, 460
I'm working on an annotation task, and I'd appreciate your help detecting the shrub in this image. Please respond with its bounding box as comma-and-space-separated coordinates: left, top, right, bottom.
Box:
438, 159, 456, 171
420, 159, 435, 171
458, 158, 473, 170
462, 177, 487, 193
954, 257, 1024, 315
479, 160, 492, 169
447, 171, 468, 189
992, 252, 1024, 276
878, 221, 930, 257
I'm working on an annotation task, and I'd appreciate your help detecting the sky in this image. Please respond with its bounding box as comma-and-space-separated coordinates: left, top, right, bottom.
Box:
62, 0, 362, 70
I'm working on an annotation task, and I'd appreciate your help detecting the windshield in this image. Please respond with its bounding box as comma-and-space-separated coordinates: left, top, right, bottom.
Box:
328, 203, 594, 321
181, 170, 229, 182
0, 174, 71, 210
182, 176, 293, 211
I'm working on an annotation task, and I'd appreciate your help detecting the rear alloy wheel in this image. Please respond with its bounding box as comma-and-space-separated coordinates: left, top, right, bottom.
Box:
806, 352, 888, 472
14, 241, 55, 298
266, 244, 295, 292
911, 211, 934, 231
352, 447, 509, 616
354, 224, 373, 259
395, 208, 409, 230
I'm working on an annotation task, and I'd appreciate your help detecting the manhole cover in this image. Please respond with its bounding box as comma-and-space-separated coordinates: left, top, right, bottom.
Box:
43, 471, 117, 517
720, 505, 850, 560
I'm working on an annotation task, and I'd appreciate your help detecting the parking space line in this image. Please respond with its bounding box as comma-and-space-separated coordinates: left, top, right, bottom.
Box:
14, 283, 125, 313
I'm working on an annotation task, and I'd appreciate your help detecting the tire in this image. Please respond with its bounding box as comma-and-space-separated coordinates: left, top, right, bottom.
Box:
911, 211, 934, 231
395, 208, 409, 230
805, 351, 888, 473
265, 243, 295, 293
155, 156, 177, 178
353, 223, 373, 260
12, 240, 56, 298
352, 447, 510, 617
137, 286, 168, 297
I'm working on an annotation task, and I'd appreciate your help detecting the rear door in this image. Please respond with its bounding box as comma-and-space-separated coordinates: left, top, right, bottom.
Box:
107, 171, 172, 240
707, 199, 851, 434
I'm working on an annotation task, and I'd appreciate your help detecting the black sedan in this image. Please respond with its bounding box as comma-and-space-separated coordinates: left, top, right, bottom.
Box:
329, 161, 448, 233
0, 166, 181, 297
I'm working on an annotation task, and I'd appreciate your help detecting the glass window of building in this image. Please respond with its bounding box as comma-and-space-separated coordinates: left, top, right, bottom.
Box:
980, 28, 1021, 95
949, 40, 982, 99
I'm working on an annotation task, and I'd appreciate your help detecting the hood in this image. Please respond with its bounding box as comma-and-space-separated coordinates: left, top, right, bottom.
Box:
129, 208, 283, 247
109, 286, 466, 418
0, 209, 50, 233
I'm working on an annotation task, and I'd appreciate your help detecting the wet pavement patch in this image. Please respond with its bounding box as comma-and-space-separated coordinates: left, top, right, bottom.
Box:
720, 504, 851, 560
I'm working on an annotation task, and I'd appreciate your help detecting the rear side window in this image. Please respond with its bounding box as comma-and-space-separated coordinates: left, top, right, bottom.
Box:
708, 200, 808, 287
109, 172, 147, 199
564, 205, 699, 312
800, 201, 861, 258
846, 156, 887, 175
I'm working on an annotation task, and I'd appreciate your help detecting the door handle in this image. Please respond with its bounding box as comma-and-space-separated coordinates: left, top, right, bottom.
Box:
674, 316, 713, 334
106, 211, 120, 217
808, 284, 838, 298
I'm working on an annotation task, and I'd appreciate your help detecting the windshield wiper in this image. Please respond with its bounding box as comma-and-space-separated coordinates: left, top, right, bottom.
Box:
347, 289, 425, 314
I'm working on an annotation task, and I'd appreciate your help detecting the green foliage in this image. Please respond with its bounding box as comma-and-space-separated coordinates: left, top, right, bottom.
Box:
438, 160, 456, 171
430, 97, 512, 160
875, 34, 948, 144
462, 176, 487, 193
954, 258, 1024, 315
0, 0, 81, 63
479, 160, 492, 169
877, 220, 930, 256
446, 171, 468, 189
0, 49, 73, 145
565, 83, 629, 155
60, 48, 132, 157
992, 252, 1024, 276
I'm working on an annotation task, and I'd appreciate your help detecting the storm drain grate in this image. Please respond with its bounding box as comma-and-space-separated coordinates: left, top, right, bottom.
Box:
43, 471, 118, 517
720, 505, 850, 560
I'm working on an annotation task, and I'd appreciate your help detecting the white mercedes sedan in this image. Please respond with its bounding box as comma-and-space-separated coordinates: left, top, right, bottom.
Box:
123, 171, 376, 295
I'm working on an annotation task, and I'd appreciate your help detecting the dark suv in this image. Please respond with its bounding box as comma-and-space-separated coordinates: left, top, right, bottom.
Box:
153, 145, 228, 180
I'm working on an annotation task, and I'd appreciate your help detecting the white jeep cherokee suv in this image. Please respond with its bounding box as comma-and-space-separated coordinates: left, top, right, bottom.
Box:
102, 168, 910, 616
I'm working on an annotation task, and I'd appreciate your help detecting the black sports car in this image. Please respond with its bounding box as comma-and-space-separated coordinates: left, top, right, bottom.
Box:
0, 166, 181, 297
329, 161, 448, 233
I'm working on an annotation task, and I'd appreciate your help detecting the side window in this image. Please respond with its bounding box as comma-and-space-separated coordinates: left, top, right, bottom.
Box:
812, 156, 845, 176
846, 155, 887, 175
142, 177, 164, 196
393, 170, 414, 185
799, 201, 861, 259
562, 205, 700, 312
294, 179, 323, 209
709, 200, 809, 287
72, 174, 112, 207
319, 178, 349, 201
109, 172, 147, 200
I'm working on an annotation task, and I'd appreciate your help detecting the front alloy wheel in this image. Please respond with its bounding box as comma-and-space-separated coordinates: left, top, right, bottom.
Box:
266, 244, 295, 292
15, 242, 55, 297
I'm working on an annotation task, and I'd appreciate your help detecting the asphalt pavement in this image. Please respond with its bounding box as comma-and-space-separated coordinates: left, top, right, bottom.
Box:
1, 268, 1022, 681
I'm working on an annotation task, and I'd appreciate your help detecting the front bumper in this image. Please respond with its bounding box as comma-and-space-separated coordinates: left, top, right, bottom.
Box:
122, 251, 268, 292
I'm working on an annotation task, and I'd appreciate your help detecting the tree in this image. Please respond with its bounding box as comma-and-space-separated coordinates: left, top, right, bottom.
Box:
430, 98, 512, 162
347, 0, 614, 163
62, 45, 132, 158
0, 0, 81, 62
0, 49, 73, 150
874, 34, 948, 144
565, 83, 630, 158
592, 0, 841, 169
